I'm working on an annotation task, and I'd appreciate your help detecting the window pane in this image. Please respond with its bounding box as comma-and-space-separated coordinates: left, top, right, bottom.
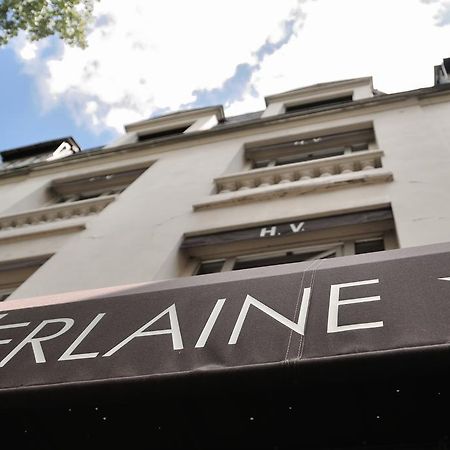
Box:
233, 250, 334, 271
351, 142, 369, 152
274, 148, 345, 166
52, 167, 148, 203
138, 126, 189, 142
355, 239, 385, 254
253, 160, 271, 169
196, 260, 225, 275
284, 95, 353, 114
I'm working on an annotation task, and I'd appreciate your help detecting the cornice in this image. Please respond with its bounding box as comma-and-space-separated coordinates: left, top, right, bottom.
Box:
1, 84, 450, 179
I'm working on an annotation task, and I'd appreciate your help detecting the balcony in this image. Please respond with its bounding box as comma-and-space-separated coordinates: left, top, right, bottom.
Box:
194, 150, 392, 210
0, 195, 116, 232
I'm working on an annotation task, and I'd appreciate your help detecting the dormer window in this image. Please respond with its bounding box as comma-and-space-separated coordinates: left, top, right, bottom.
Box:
434, 57, 450, 85
0, 137, 81, 170
107, 106, 225, 150
261, 78, 373, 119
284, 95, 354, 114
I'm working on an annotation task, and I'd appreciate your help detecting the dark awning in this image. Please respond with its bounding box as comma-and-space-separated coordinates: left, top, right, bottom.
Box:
1, 242, 450, 393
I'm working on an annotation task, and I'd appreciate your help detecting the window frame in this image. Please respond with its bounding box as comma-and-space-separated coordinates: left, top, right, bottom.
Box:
186, 230, 397, 277
283, 94, 354, 115
244, 126, 376, 170
0, 255, 51, 301
194, 242, 345, 275
137, 125, 191, 142
0, 288, 14, 302
49, 163, 151, 204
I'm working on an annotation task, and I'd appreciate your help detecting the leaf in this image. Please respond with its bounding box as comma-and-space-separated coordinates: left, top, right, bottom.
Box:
0, 0, 97, 48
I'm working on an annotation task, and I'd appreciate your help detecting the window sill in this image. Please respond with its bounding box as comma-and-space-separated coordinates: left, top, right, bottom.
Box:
0, 195, 116, 233
215, 149, 384, 193
193, 169, 393, 211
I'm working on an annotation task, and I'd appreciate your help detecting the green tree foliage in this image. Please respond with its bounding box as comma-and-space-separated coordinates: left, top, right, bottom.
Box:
0, 0, 97, 48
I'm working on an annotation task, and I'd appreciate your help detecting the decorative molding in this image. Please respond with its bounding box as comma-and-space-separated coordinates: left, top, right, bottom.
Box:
194, 168, 393, 211
214, 150, 384, 193
0, 195, 116, 232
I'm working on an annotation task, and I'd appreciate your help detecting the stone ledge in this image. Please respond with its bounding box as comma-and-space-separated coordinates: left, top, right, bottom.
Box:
194, 169, 393, 211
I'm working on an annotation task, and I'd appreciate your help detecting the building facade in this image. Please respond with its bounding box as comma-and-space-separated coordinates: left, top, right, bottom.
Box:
0, 61, 449, 302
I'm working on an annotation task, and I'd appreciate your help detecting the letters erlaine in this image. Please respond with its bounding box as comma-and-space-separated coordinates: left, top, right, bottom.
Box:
0, 278, 382, 368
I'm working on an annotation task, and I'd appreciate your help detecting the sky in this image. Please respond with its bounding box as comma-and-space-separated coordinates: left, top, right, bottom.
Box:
0, 0, 449, 151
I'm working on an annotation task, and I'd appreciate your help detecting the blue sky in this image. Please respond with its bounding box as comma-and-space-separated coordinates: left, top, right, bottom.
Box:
0, 46, 115, 151
1, 0, 450, 152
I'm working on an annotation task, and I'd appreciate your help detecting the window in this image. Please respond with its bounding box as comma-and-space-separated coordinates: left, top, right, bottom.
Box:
0, 289, 13, 302
195, 244, 341, 275
0, 137, 80, 171
0, 255, 50, 301
50, 165, 149, 204
193, 238, 385, 275
246, 128, 376, 170
137, 125, 190, 142
354, 238, 385, 254
182, 209, 396, 276
284, 95, 353, 114
209, 126, 387, 202
252, 143, 369, 169
0, 166, 150, 232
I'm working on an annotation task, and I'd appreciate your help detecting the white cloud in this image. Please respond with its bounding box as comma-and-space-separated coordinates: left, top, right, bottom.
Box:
225, 92, 265, 117
104, 108, 143, 132
85, 100, 98, 114
248, 0, 450, 99
14, 0, 304, 134
12, 0, 450, 139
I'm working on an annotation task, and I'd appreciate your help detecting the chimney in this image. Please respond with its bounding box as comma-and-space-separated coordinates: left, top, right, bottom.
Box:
434, 57, 450, 85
